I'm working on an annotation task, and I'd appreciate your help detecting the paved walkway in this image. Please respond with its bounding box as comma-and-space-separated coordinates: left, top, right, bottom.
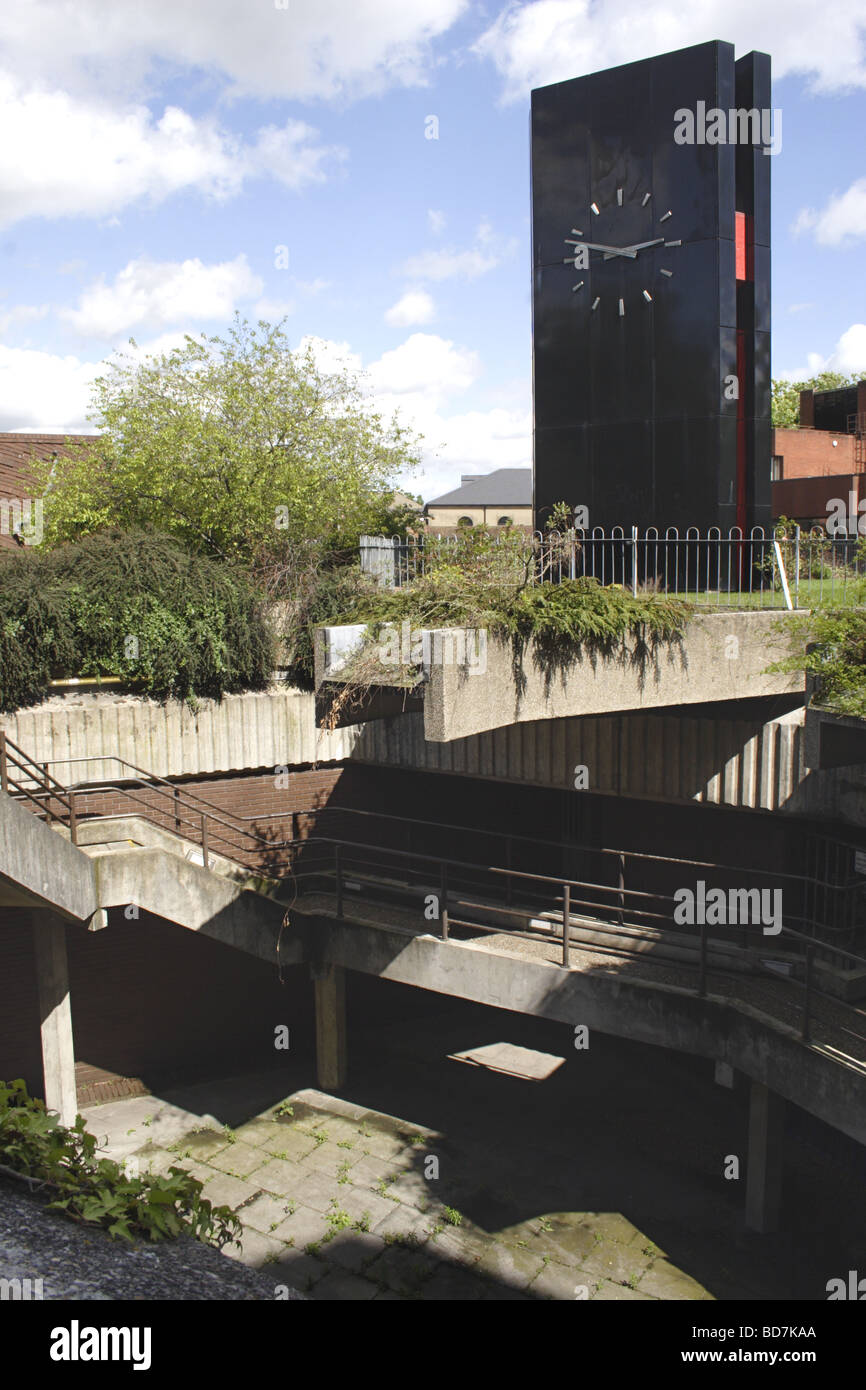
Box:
85, 1081, 710, 1301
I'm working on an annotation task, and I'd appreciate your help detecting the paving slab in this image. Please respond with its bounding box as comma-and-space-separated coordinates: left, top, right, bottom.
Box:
475, 1240, 545, 1291
251, 1157, 305, 1195
318, 1231, 387, 1274
590, 1279, 656, 1301
636, 1259, 715, 1300
364, 1246, 438, 1295
198, 1172, 262, 1210
240, 1192, 302, 1236
224, 1228, 289, 1269
576, 1240, 652, 1286
207, 1141, 269, 1180
271, 1249, 329, 1292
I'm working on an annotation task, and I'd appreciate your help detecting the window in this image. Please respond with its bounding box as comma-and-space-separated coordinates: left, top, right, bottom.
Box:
771, 456, 783, 481
497, 516, 513, 527
457, 516, 474, 527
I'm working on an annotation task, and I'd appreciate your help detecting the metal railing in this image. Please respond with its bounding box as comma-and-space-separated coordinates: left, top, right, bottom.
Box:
4, 734, 866, 1059
359, 526, 866, 609
294, 833, 866, 1058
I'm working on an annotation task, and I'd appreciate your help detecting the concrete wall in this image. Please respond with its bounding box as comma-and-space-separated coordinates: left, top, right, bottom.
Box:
420, 613, 804, 742
346, 705, 807, 817
0, 685, 356, 783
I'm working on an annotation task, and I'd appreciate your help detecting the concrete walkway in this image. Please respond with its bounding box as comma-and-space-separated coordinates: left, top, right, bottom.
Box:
85, 1084, 708, 1301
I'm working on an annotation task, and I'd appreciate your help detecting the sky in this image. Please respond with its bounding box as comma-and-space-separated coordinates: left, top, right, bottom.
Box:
1, 0, 865, 505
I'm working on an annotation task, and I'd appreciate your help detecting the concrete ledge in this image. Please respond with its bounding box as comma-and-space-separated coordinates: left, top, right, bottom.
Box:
0, 792, 98, 922
421, 612, 803, 742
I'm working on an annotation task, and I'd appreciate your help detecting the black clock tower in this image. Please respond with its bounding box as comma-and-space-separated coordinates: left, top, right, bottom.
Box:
531, 40, 772, 534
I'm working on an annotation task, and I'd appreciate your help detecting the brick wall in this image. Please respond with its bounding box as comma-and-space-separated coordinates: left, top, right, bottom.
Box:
0, 907, 313, 1102
773, 427, 856, 479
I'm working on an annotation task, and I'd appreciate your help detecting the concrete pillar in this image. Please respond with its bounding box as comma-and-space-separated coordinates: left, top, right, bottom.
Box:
31, 912, 77, 1126
745, 1080, 784, 1234
312, 963, 347, 1092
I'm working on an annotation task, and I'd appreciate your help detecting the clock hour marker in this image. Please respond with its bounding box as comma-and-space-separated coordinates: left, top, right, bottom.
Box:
617, 187, 623, 206
664, 239, 681, 247
618, 298, 625, 316
572, 280, 585, 292
660, 268, 673, 277
641, 192, 651, 206
659, 210, 673, 222
642, 290, 652, 302
590, 202, 600, 215
591, 296, 600, 311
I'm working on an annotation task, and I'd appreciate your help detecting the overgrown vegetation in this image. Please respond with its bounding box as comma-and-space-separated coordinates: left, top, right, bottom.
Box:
314, 523, 690, 724
0, 530, 275, 712
0, 1079, 240, 1247
772, 607, 866, 719
34, 316, 422, 562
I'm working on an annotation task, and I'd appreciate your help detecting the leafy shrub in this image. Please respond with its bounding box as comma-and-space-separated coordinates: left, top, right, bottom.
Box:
772, 608, 866, 719
0, 530, 275, 712
0, 1078, 241, 1247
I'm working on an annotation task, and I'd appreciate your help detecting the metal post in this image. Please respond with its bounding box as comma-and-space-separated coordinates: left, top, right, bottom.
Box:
42, 763, 50, 818
68, 790, 77, 846
802, 944, 814, 1044
562, 883, 571, 968
794, 525, 801, 609
440, 860, 449, 941
631, 525, 639, 597
173, 786, 181, 832
0, 729, 7, 794
505, 836, 513, 908
617, 852, 625, 927
335, 844, 343, 918
201, 813, 209, 871
698, 918, 708, 998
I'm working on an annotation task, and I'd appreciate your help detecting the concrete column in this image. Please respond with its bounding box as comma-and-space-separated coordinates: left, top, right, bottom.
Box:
312, 963, 347, 1092
31, 912, 77, 1126
745, 1080, 784, 1234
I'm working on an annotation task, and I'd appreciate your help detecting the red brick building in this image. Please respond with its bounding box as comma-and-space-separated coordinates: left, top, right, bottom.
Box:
0, 433, 100, 549
772, 381, 866, 527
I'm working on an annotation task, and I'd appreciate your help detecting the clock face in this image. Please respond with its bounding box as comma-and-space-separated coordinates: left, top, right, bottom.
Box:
563, 185, 681, 315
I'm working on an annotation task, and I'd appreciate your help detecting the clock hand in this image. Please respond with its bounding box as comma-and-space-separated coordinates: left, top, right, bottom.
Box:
603, 237, 666, 259
568, 241, 637, 259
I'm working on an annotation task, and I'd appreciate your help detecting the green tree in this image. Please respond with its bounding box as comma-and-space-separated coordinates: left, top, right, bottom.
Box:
36, 316, 422, 562
771, 371, 862, 429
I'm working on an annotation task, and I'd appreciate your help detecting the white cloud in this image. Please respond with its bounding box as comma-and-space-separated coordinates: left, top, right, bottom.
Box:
367, 333, 480, 399
400, 221, 516, 282
61, 256, 263, 340
0, 303, 50, 337
474, 0, 866, 101
0, 75, 343, 229
428, 209, 446, 235
795, 178, 866, 246
0, 0, 467, 104
385, 289, 436, 326
777, 323, 866, 380
254, 298, 296, 322
0, 345, 99, 432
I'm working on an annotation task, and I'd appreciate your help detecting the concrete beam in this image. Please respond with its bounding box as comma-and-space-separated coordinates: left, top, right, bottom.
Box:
31, 911, 77, 1126
745, 1081, 785, 1234
419, 613, 804, 742
304, 916, 866, 1148
312, 963, 347, 1092
0, 791, 98, 921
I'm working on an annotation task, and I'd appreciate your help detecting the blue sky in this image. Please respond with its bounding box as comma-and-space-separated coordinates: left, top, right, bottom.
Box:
1, 0, 865, 503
